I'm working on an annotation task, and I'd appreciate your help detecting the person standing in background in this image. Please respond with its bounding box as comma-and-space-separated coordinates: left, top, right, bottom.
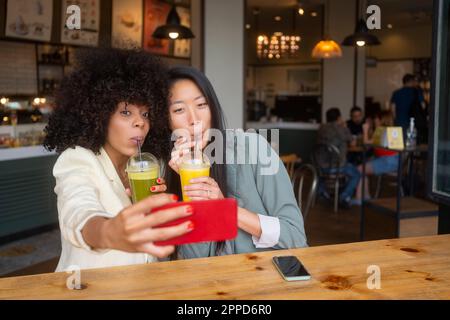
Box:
390, 74, 427, 138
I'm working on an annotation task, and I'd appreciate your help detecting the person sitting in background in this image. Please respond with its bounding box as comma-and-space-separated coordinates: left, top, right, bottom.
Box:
346, 106, 364, 136
316, 108, 360, 209
347, 106, 365, 165
354, 110, 399, 204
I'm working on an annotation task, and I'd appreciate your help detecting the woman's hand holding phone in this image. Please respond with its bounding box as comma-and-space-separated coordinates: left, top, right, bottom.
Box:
82, 194, 195, 258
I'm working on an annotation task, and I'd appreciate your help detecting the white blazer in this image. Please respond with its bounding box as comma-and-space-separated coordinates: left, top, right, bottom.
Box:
53, 146, 155, 272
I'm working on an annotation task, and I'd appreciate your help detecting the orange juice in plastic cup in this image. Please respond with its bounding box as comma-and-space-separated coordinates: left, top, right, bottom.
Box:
179, 158, 210, 202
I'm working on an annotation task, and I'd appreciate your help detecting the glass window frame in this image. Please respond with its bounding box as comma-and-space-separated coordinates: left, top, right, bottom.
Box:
429, 0, 450, 205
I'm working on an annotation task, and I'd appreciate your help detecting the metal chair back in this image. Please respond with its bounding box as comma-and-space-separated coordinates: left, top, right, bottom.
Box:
292, 164, 319, 220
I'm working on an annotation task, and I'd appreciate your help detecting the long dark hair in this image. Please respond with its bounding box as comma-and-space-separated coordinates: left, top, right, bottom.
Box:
166, 66, 228, 258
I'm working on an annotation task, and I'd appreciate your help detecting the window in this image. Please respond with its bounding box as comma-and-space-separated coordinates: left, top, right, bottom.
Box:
430, 0, 450, 205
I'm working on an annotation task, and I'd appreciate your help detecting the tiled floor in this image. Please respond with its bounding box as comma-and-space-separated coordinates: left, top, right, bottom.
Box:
0, 229, 61, 277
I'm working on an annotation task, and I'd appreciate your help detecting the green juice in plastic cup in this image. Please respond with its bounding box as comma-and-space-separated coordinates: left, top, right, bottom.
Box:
126, 152, 160, 203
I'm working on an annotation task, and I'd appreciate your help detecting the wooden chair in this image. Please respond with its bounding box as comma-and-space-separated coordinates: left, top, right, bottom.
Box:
280, 153, 301, 179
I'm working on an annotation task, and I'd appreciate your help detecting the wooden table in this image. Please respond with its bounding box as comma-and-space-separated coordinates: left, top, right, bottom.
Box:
1, 235, 449, 300
347, 145, 365, 153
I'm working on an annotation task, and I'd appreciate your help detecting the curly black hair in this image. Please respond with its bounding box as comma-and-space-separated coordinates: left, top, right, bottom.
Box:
43, 47, 171, 160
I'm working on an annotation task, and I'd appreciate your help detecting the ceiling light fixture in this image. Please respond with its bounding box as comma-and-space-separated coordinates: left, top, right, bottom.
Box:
152, 4, 195, 40
342, 19, 381, 46
312, 0, 342, 59
256, 8, 301, 60
296, 0, 305, 16
356, 40, 366, 47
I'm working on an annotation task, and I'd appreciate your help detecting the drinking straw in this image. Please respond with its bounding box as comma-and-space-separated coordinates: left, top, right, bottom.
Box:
136, 138, 143, 171
193, 121, 202, 163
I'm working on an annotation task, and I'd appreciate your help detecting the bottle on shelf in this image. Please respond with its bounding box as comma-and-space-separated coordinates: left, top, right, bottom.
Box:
405, 117, 417, 149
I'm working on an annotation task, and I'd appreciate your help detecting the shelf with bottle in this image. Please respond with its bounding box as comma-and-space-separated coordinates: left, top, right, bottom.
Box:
0, 122, 47, 150
38, 78, 61, 96
36, 44, 71, 66
405, 117, 418, 149
36, 44, 76, 96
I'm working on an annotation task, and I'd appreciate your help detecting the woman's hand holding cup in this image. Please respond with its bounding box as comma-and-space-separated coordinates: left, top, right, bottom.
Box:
183, 176, 224, 201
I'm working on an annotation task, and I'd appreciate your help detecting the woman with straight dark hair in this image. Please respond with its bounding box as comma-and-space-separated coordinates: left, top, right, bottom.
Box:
165, 66, 307, 259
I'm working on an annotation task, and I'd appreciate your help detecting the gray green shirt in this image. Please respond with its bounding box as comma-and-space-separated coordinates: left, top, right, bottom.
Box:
316, 122, 352, 167
174, 132, 308, 259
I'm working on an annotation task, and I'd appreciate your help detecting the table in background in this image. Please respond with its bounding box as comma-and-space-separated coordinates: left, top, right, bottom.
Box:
1, 235, 449, 299
360, 144, 438, 240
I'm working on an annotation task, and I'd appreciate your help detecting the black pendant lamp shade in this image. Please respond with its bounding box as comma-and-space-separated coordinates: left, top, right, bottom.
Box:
152, 5, 195, 40
342, 19, 381, 46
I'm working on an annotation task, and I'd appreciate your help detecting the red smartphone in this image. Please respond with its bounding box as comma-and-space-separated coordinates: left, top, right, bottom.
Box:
151, 198, 238, 246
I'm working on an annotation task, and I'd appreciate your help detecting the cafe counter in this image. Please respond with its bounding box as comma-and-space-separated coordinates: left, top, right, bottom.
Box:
246, 121, 320, 161
0, 145, 58, 239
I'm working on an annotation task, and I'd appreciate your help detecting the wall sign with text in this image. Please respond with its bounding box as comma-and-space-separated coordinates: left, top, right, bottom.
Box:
60, 0, 100, 47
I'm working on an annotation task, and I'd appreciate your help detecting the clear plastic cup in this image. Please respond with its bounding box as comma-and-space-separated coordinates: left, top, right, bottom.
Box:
126, 152, 160, 203
179, 154, 210, 202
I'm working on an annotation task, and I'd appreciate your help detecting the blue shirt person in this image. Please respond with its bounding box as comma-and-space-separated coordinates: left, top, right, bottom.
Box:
390, 74, 426, 133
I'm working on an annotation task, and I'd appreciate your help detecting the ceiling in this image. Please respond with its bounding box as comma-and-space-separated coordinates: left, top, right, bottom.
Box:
369, 0, 433, 27
247, 0, 323, 7
246, 0, 431, 9
246, 0, 433, 28
246, 0, 324, 33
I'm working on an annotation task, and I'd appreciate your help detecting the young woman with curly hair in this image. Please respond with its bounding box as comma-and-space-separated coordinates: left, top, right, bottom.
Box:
44, 48, 194, 272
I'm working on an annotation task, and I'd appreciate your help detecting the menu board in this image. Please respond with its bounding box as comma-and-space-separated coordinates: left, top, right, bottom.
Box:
112, 0, 143, 49
143, 0, 170, 55
5, 0, 53, 42
61, 0, 100, 47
